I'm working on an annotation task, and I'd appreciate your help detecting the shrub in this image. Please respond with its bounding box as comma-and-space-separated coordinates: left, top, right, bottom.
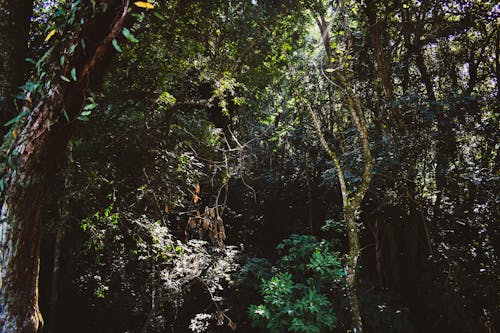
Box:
249, 234, 343, 333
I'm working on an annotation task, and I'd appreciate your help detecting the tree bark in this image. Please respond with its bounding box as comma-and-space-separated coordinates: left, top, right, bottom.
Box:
344, 207, 363, 333
0, 1, 130, 332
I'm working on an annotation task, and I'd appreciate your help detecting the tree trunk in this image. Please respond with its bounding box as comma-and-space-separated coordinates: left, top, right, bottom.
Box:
0, 0, 34, 130
0, 1, 131, 332
344, 207, 363, 333
310, 9, 374, 333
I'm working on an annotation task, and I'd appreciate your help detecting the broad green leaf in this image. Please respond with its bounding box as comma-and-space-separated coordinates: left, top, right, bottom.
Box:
83, 103, 97, 110
61, 75, 71, 82
122, 28, 139, 43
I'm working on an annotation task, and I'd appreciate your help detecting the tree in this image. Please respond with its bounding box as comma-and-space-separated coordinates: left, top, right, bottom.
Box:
0, 1, 133, 331
305, 2, 373, 332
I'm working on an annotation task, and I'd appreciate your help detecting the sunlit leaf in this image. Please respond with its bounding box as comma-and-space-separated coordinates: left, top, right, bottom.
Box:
83, 103, 97, 110
45, 29, 56, 42
195, 183, 201, 194
134, 1, 154, 9
193, 194, 199, 204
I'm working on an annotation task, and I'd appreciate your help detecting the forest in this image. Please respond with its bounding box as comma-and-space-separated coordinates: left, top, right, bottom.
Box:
0, 0, 498, 332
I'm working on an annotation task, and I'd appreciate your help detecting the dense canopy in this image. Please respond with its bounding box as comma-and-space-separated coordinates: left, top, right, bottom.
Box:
0, 1, 498, 332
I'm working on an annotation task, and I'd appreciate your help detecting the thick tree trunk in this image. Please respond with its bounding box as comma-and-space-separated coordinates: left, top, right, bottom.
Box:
0, 1, 130, 332
0, 0, 34, 129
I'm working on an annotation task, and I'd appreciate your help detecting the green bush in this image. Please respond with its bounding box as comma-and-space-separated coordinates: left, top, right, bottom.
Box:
249, 234, 343, 333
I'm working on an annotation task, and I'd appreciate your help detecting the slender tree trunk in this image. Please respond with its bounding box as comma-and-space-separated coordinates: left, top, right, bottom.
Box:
0, 2, 131, 332
344, 207, 363, 333
495, 31, 500, 104
304, 88, 371, 333
310, 9, 374, 333
0, 0, 34, 130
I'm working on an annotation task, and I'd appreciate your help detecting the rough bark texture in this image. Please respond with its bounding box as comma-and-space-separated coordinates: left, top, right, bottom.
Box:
0, 0, 34, 129
345, 207, 362, 333
0, 1, 130, 332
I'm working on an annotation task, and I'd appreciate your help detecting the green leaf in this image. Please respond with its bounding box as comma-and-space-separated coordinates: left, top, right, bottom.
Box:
4, 109, 29, 127
112, 39, 123, 52
59, 55, 65, 67
25, 58, 36, 65
153, 12, 166, 21
122, 27, 139, 43
77, 115, 90, 121
71, 68, 77, 81
81, 110, 92, 116
61, 75, 71, 82
83, 103, 97, 110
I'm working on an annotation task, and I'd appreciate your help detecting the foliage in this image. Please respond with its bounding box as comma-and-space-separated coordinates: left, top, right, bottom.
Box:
1, 0, 498, 332
249, 234, 343, 333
